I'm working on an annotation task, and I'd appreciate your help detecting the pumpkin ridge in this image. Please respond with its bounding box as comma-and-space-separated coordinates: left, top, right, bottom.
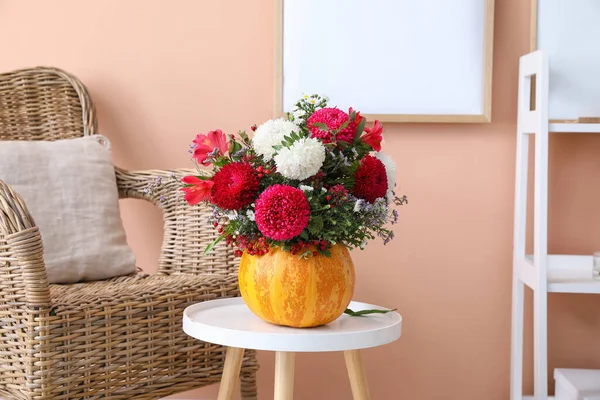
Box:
239, 244, 355, 328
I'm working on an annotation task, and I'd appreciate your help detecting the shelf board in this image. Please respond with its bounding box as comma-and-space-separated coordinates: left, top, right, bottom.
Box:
523, 397, 555, 400
547, 255, 600, 293
524, 255, 600, 293
555, 368, 600, 400
548, 274, 600, 294
549, 122, 600, 133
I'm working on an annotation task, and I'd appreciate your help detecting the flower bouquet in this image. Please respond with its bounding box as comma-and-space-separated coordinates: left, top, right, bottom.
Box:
182, 94, 406, 327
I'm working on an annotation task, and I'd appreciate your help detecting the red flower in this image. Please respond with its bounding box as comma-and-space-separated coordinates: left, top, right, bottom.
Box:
352, 155, 388, 203
361, 120, 383, 152
181, 176, 214, 205
349, 107, 364, 126
192, 129, 228, 165
254, 184, 310, 241
328, 184, 349, 205
211, 163, 260, 210
307, 108, 356, 144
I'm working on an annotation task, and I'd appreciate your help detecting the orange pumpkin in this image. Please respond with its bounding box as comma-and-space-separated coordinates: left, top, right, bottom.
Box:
238, 244, 355, 328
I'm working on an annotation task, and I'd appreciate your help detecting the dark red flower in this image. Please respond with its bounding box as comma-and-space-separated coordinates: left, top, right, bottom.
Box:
307, 108, 356, 144
361, 120, 383, 152
181, 176, 214, 205
352, 155, 388, 203
328, 184, 349, 205
210, 163, 259, 210
254, 184, 310, 241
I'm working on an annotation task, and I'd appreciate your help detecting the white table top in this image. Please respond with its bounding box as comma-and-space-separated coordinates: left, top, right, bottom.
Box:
183, 297, 402, 352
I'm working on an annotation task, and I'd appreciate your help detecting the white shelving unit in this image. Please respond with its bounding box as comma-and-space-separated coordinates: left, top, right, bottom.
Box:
511, 50, 600, 400
548, 123, 600, 134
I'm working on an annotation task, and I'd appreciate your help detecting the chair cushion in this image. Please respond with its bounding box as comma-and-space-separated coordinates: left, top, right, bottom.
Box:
0, 135, 136, 283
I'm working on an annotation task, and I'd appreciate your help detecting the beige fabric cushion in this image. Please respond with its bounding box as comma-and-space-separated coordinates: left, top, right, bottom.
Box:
0, 135, 136, 283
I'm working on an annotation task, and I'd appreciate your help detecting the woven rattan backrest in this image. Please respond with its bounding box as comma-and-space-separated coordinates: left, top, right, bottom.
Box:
0, 67, 97, 141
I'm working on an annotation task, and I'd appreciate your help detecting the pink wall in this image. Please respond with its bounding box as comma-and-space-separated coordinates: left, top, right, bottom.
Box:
2, 0, 600, 399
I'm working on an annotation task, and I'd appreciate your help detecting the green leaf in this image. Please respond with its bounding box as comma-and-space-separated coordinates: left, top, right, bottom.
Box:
299, 230, 309, 240
308, 215, 323, 235
230, 141, 242, 157
353, 117, 367, 143
336, 119, 350, 133
311, 122, 329, 131
203, 235, 225, 256
344, 308, 397, 317
188, 174, 212, 181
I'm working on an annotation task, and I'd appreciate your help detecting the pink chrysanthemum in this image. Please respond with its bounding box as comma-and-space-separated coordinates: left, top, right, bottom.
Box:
307, 108, 356, 144
211, 163, 259, 210
254, 184, 310, 241
352, 155, 388, 203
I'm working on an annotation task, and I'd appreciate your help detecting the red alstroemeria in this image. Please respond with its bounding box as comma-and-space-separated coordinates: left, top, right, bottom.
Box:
181, 176, 214, 205
361, 120, 383, 152
192, 129, 228, 165
349, 107, 364, 126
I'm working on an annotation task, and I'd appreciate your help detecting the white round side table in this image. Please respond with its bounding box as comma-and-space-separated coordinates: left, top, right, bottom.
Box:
183, 297, 402, 400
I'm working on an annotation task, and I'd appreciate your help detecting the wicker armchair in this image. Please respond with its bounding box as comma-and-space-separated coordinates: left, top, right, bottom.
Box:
0, 67, 258, 399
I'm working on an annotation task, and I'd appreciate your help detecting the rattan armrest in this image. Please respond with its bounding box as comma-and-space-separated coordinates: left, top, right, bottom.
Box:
116, 167, 239, 276
115, 167, 195, 205
0, 178, 36, 234
0, 179, 51, 308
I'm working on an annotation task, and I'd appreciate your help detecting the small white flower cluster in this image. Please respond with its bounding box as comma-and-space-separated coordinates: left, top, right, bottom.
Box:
252, 118, 300, 161
291, 108, 306, 123
300, 93, 328, 105
353, 199, 364, 213
289, 93, 329, 124
274, 137, 326, 181
299, 185, 314, 192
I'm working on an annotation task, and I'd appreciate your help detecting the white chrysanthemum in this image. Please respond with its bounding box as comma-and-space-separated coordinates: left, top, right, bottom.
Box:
252, 118, 300, 161
274, 137, 326, 181
376, 151, 396, 202
246, 209, 255, 221
299, 185, 314, 192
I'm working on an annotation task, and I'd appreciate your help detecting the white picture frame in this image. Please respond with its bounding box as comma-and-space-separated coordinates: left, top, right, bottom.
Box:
275, 0, 495, 123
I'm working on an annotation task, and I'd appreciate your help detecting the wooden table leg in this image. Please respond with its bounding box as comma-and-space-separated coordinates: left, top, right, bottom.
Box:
274, 351, 295, 400
344, 350, 370, 400
218, 347, 245, 400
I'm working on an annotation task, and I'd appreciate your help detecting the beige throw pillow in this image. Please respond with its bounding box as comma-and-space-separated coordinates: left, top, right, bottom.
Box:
0, 135, 137, 284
